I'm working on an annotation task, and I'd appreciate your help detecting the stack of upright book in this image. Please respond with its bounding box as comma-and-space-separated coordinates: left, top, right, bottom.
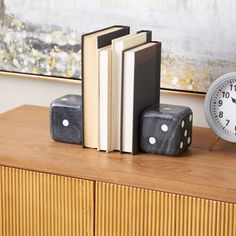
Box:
82, 26, 161, 154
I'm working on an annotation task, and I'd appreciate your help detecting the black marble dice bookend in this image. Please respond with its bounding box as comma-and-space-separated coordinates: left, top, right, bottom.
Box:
140, 104, 193, 156
50, 94, 82, 144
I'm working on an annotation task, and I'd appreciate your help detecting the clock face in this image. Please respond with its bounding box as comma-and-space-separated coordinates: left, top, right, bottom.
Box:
205, 73, 236, 143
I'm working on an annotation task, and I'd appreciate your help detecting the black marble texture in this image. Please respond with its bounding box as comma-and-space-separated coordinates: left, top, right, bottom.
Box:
140, 104, 193, 156
50, 94, 82, 144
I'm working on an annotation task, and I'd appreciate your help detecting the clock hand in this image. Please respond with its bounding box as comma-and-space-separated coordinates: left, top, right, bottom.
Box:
231, 97, 236, 104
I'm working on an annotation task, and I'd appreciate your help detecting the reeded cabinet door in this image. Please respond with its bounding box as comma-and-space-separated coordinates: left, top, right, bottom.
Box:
0, 166, 94, 236
95, 182, 236, 236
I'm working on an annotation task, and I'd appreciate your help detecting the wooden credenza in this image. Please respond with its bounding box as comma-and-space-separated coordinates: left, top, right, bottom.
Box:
0, 106, 236, 236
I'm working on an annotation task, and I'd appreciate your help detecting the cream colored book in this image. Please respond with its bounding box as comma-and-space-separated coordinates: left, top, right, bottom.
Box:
98, 46, 112, 152
111, 32, 149, 151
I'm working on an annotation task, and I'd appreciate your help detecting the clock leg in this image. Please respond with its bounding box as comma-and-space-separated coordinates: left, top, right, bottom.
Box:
208, 135, 220, 151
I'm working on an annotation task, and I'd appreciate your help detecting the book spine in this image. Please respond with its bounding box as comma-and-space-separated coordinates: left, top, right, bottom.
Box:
154, 41, 162, 105
99, 49, 112, 152
81, 35, 85, 147
120, 48, 125, 153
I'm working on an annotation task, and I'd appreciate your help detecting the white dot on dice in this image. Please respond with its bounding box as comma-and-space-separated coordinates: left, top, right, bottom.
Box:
181, 120, 185, 128
61, 98, 68, 101
189, 114, 192, 122
187, 137, 191, 144
62, 119, 69, 127
163, 107, 171, 111
161, 124, 168, 132
180, 141, 183, 149
184, 129, 188, 137
149, 137, 156, 145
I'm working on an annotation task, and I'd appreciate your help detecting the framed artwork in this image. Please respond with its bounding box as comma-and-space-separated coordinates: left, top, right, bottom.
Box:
0, 0, 236, 93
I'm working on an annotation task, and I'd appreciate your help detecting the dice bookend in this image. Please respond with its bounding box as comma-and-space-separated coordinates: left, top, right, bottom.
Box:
140, 104, 193, 156
50, 94, 82, 144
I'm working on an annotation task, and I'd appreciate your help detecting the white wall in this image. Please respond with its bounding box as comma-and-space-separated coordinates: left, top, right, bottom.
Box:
0, 75, 208, 127
0, 75, 81, 113
160, 92, 208, 127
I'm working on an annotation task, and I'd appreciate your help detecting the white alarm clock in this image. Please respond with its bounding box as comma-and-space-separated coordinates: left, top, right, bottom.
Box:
204, 72, 236, 143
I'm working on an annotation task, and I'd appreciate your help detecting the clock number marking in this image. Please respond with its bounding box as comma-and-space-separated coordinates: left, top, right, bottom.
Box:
230, 84, 236, 91
219, 111, 223, 118
225, 119, 230, 126
222, 92, 230, 99
218, 100, 223, 106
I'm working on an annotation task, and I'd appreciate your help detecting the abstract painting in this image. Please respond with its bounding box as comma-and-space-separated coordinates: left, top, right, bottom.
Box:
0, 0, 82, 79
0, 0, 236, 93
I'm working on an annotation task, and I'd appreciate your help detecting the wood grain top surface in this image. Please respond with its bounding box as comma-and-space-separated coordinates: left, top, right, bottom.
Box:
0, 105, 236, 203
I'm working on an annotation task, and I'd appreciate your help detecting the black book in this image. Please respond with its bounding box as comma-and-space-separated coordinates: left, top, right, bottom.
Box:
120, 41, 162, 154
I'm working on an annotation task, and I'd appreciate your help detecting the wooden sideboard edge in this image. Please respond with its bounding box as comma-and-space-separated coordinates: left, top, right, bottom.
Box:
1, 163, 235, 205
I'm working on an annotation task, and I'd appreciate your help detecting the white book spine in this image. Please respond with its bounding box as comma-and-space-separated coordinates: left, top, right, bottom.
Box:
111, 42, 123, 151
99, 48, 112, 152
122, 52, 135, 153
